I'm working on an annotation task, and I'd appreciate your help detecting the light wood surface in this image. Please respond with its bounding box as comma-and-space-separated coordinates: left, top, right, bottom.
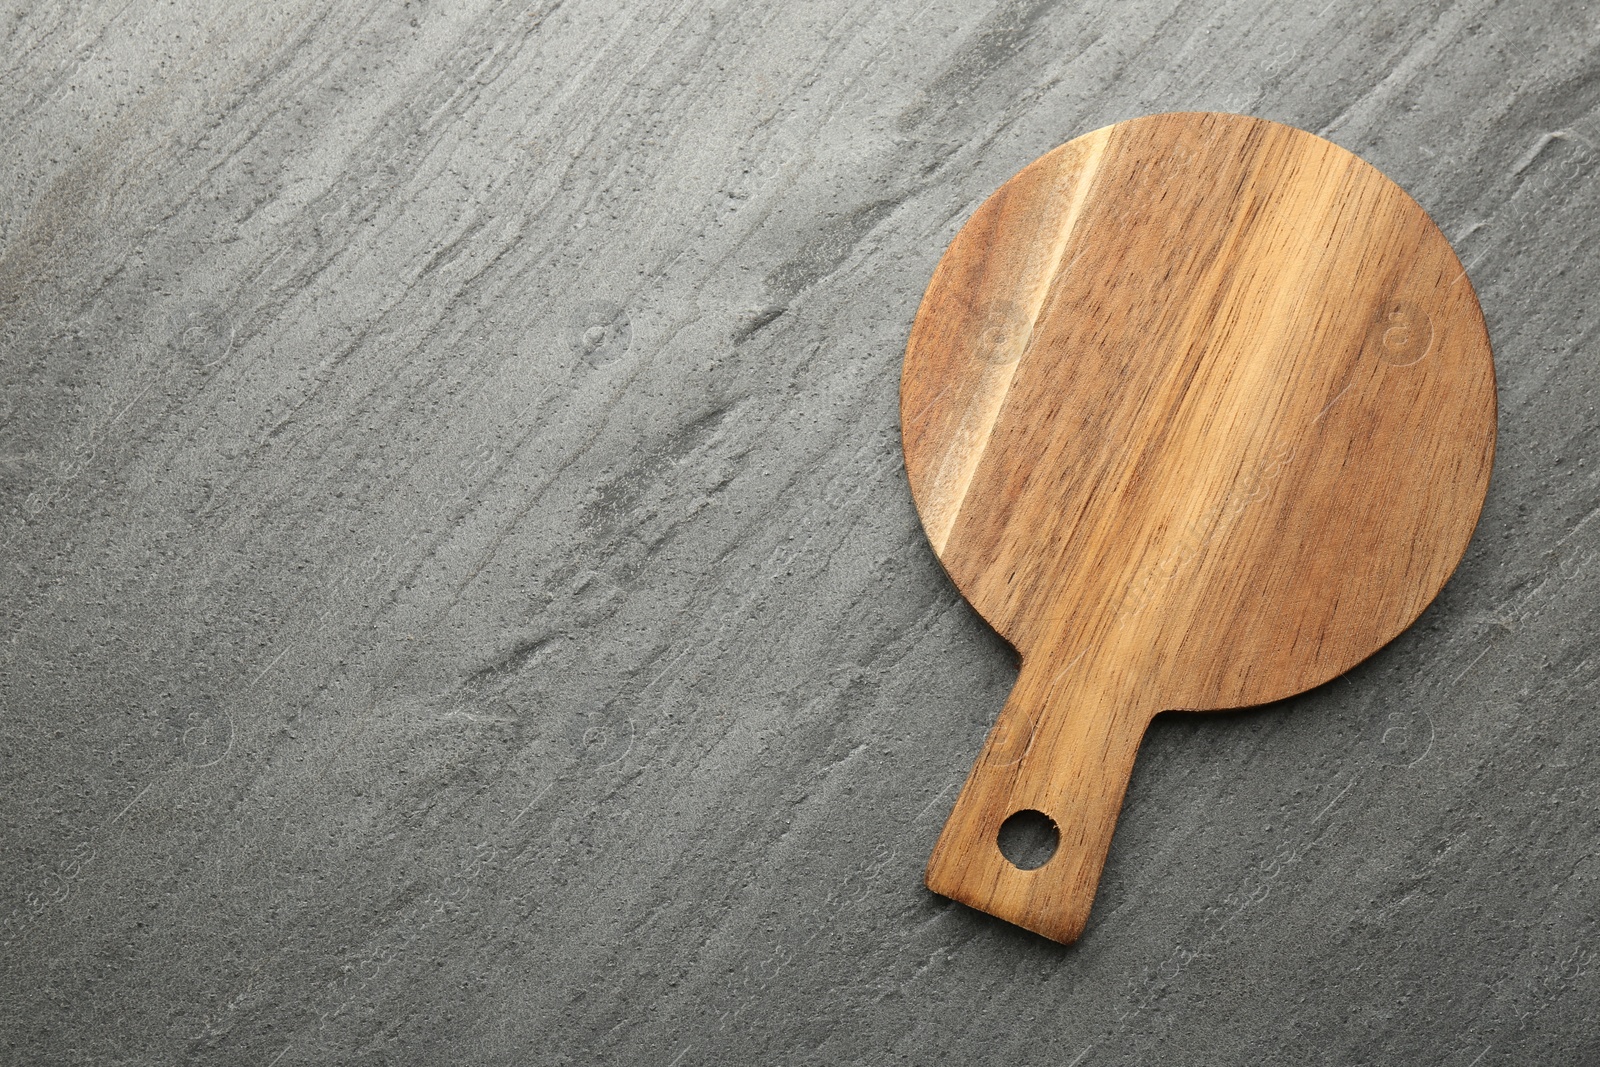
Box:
903, 112, 1497, 944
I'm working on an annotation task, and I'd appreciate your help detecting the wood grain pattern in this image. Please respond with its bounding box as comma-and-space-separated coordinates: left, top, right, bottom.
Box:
903, 112, 1497, 944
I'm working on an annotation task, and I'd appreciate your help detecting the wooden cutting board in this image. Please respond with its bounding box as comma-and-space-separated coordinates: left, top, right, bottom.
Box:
902, 112, 1496, 944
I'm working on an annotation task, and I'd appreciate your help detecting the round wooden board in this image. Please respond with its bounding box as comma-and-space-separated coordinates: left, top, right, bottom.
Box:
902, 112, 1496, 943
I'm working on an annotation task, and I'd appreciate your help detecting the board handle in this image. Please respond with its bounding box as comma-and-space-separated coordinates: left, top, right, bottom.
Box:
925, 655, 1154, 943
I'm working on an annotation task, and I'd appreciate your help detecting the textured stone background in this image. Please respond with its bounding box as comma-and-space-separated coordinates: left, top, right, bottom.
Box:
3, 1, 1598, 1063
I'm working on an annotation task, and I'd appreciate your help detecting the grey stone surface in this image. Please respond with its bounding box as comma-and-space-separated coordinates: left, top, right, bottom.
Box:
2, 0, 1597, 1063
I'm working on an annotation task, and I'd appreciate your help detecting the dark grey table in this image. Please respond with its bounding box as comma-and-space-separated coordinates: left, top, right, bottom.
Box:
3, 2, 1597, 1063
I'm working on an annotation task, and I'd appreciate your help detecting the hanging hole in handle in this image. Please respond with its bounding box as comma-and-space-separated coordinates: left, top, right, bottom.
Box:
996, 809, 1059, 870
